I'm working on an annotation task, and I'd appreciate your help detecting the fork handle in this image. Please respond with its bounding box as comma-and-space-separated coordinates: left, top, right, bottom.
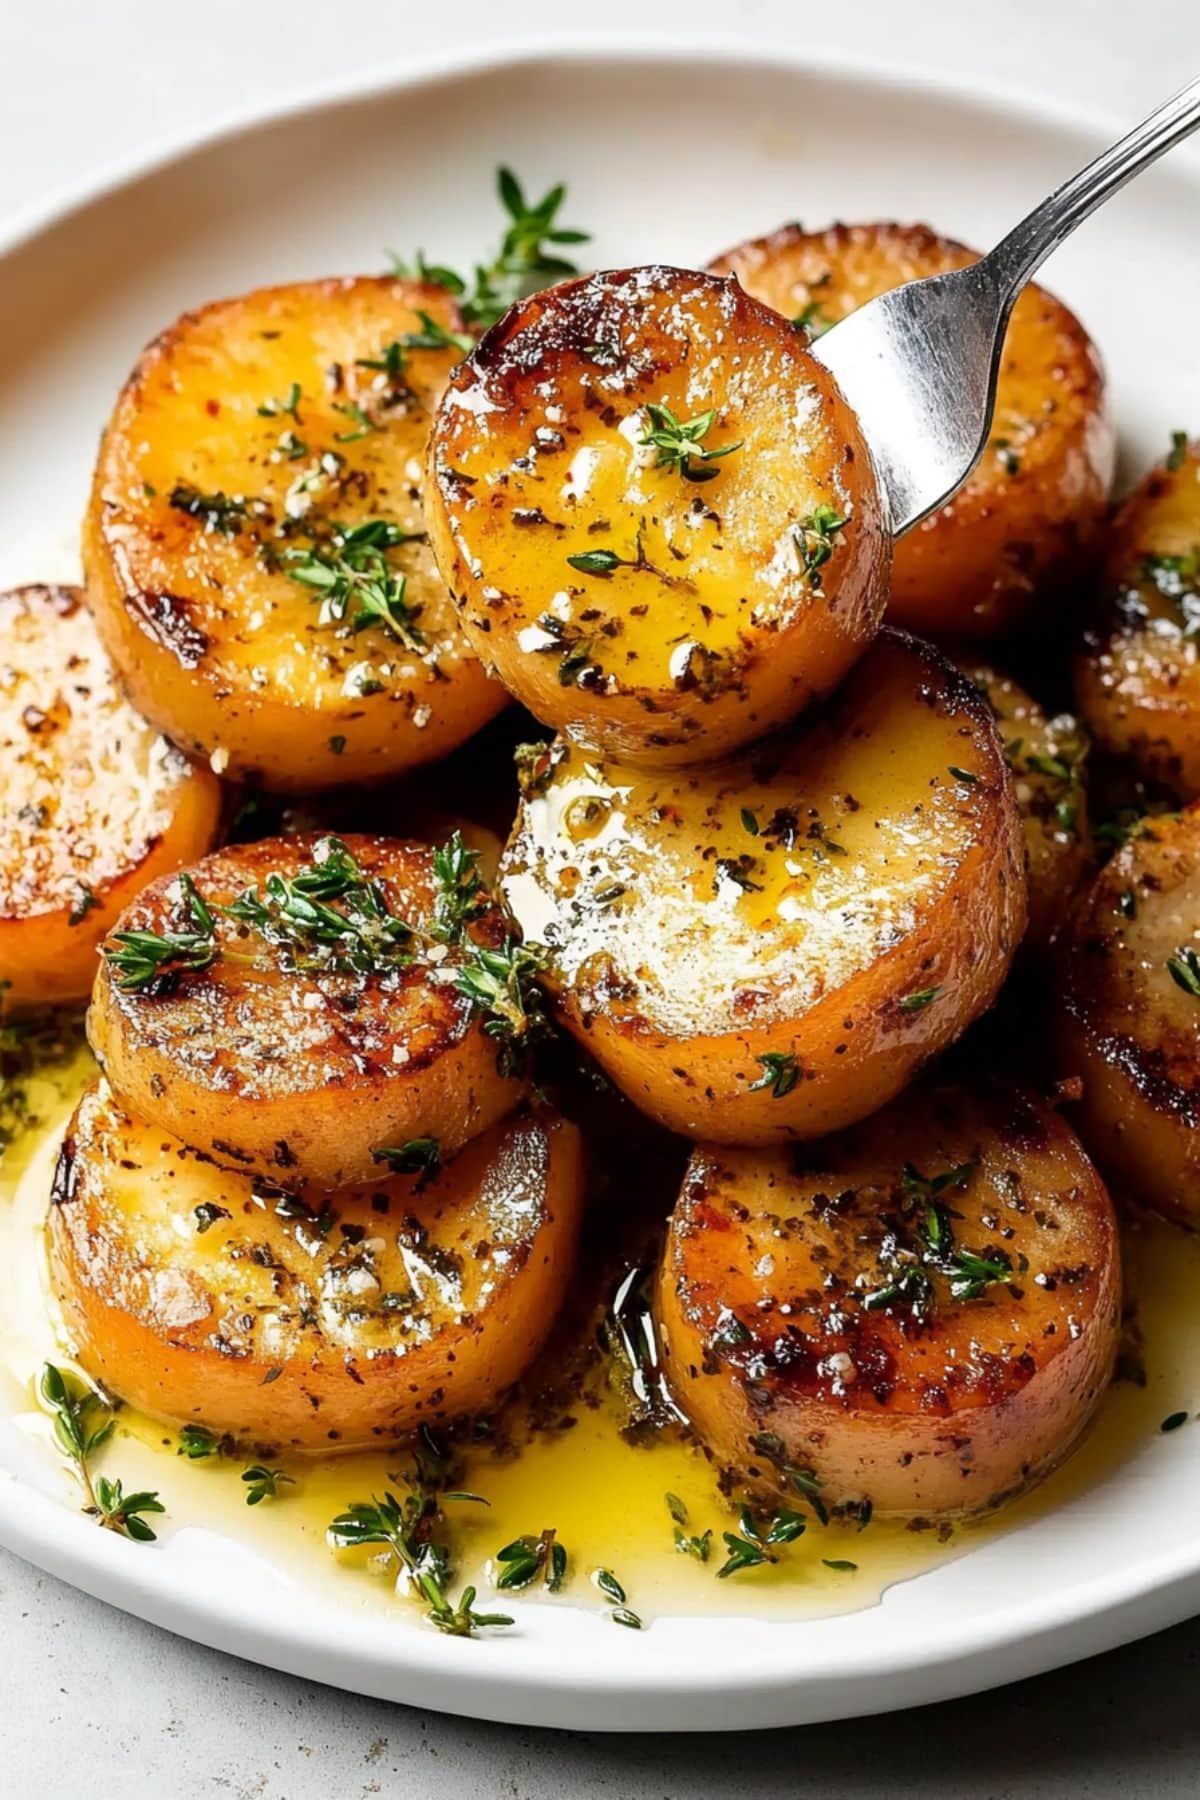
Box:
986, 74, 1200, 296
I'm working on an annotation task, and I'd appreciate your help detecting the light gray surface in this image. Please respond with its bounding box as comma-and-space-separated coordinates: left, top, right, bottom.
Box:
5, 2, 1200, 1792
7, 1546, 1200, 1798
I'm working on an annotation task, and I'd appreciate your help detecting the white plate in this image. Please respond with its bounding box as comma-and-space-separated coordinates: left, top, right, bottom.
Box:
2, 38, 1200, 1734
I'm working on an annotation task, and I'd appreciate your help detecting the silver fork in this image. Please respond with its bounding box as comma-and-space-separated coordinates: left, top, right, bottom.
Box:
813, 75, 1200, 535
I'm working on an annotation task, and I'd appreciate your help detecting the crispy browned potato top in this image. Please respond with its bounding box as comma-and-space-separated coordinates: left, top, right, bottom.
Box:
710, 220, 1105, 505
55, 1080, 564, 1363
429, 264, 883, 703
0, 584, 209, 921
1061, 804, 1200, 1115
90, 276, 475, 713
91, 833, 508, 1110
502, 631, 1011, 1038
669, 1082, 1117, 1419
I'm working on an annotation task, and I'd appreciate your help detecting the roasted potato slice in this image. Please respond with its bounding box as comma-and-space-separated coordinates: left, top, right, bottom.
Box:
963, 663, 1091, 953
1074, 436, 1200, 796
88, 833, 529, 1188
0, 584, 222, 1009
426, 265, 890, 764
48, 1080, 583, 1449
655, 1080, 1120, 1519
709, 222, 1113, 640
84, 277, 506, 791
1056, 803, 1200, 1228
501, 631, 1025, 1141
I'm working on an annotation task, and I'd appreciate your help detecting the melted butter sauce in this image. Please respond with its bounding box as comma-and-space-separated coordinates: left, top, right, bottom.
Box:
3, 1049, 1198, 1632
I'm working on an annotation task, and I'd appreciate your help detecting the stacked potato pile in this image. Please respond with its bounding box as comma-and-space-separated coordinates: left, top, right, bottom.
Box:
6, 213, 1196, 1524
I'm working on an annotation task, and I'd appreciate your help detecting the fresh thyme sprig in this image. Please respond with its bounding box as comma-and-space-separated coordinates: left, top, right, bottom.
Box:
430, 831, 487, 941
716, 1506, 807, 1578
329, 1488, 512, 1637
372, 1137, 442, 1184
39, 1363, 164, 1542
242, 1464, 295, 1506
794, 504, 848, 583
1168, 946, 1200, 998
168, 482, 258, 535
638, 403, 742, 482
223, 836, 413, 978
861, 1162, 1014, 1311
390, 167, 590, 333
455, 939, 548, 1075
666, 1493, 712, 1563
103, 873, 218, 993
493, 1528, 567, 1592
748, 1052, 799, 1099
284, 518, 427, 651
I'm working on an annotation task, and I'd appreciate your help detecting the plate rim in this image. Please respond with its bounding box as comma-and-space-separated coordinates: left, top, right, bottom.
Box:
3, 33, 1199, 1732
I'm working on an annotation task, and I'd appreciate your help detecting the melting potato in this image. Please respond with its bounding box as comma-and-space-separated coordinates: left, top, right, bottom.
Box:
0, 584, 221, 1009
48, 1081, 583, 1449
84, 277, 506, 791
709, 222, 1113, 640
963, 663, 1091, 953
501, 631, 1026, 1141
656, 1081, 1120, 1519
88, 833, 528, 1189
1075, 436, 1200, 797
1057, 803, 1200, 1228
426, 264, 890, 763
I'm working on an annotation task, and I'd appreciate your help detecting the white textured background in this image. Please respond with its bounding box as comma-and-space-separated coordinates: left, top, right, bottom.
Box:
4, 4, 1200, 1795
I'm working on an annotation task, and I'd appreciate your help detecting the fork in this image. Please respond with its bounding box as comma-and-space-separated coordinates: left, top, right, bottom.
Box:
812, 75, 1200, 535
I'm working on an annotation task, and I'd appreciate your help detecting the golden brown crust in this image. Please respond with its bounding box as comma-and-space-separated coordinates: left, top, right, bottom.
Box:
1074, 438, 1200, 796
1056, 803, 1200, 1227
88, 833, 527, 1187
426, 264, 889, 762
84, 277, 506, 791
655, 1080, 1120, 1518
501, 631, 1027, 1141
0, 584, 222, 1008
48, 1080, 584, 1450
709, 221, 1114, 640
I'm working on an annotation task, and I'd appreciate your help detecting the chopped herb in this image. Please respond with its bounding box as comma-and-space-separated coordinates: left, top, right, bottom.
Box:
68, 884, 100, 928
566, 548, 623, 575
794, 505, 848, 582
193, 1202, 230, 1234
333, 400, 380, 441
39, 1363, 163, 1542
666, 1493, 711, 1562
748, 1052, 799, 1099
592, 1567, 626, 1604
898, 986, 941, 1014
717, 1507, 807, 1578
638, 402, 742, 483
168, 482, 251, 535
285, 518, 427, 652
1161, 1411, 1189, 1433
822, 1558, 858, 1572
177, 1424, 220, 1460
390, 168, 590, 333
493, 1529, 565, 1591
242, 1464, 295, 1505
329, 734, 347, 755
740, 807, 760, 836
256, 381, 302, 422
372, 1137, 442, 1183
948, 766, 979, 785
1167, 947, 1200, 998
1166, 430, 1190, 472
